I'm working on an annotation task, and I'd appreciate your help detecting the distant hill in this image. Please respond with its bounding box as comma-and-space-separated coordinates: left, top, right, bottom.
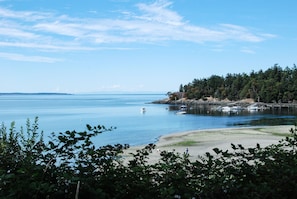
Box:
0, 92, 72, 95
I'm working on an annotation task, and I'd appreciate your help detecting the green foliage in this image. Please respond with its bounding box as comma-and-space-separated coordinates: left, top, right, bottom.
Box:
183, 64, 297, 103
1, 117, 297, 198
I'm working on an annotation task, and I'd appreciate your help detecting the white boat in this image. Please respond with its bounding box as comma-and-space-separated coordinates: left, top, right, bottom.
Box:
231, 106, 242, 112
221, 106, 231, 112
176, 105, 187, 114
179, 105, 187, 111
247, 104, 260, 112
140, 107, 146, 113
221, 106, 242, 113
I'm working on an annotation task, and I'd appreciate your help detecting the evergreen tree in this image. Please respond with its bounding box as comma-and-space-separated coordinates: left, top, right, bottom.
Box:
183, 64, 297, 103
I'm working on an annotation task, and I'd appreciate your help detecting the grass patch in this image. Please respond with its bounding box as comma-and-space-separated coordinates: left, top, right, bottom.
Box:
258, 127, 292, 137
167, 140, 198, 147
271, 132, 291, 137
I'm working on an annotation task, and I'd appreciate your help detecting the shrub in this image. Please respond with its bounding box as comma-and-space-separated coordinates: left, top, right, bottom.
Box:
1, 117, 297, 198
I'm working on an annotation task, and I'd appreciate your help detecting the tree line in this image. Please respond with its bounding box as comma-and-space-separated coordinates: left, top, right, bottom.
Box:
1, 117, 297, 198
180, 64, 297, 103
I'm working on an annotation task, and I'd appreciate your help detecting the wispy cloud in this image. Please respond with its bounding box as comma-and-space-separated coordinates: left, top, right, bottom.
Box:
0, 7, 51, 21
240, 47, 256, 54
0, 41, 94, 51
0, 0, 275, 62
0, 22, 39, 39
136, 0, 184, 26
218, 24, 272, 42
0, 52, 62, 63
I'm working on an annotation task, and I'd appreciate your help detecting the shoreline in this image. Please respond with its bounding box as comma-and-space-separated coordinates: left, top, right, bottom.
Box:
152, 97, 297, 111
124, 125, 295, 163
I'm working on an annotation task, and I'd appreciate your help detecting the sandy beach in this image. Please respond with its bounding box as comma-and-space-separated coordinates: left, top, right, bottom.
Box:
124, 125, 295, 163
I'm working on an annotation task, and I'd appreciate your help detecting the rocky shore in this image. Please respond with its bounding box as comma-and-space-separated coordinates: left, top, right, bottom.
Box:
152, 97, 297, 112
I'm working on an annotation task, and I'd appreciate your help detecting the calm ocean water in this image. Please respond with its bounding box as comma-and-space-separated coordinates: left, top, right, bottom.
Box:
0, 94, 296, 146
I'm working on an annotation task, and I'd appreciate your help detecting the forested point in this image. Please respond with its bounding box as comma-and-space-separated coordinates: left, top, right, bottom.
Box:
171, 64, 297, 103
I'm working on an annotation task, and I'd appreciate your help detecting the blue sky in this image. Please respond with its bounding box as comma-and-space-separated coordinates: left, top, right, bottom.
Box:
0, 0, 296, 93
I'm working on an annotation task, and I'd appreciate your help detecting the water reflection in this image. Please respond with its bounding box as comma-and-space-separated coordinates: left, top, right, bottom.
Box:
168, 104, 297, 126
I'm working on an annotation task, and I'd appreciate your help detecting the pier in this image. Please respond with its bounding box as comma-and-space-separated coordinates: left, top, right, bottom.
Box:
266, 103, 297, 110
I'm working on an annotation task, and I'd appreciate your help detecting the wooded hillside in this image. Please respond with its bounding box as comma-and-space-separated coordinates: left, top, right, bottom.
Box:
181, 64, 297, 103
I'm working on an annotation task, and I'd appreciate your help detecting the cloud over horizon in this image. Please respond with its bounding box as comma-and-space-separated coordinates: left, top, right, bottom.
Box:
0, 0, 275, 62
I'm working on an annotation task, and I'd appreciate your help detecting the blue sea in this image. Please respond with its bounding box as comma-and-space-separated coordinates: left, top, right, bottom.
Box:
0, 93, 296, 146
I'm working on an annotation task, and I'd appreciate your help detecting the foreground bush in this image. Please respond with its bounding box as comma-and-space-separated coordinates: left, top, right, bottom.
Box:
1, 117, 297, 198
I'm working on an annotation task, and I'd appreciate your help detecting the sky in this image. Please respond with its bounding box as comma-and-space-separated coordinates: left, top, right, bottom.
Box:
0, 0, 296, 93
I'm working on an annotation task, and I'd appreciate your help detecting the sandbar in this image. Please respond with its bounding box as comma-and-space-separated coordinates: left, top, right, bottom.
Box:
123, 125, 295, 163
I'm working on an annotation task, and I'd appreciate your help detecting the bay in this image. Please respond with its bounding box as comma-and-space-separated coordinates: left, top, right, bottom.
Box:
0, 93, 296, 146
